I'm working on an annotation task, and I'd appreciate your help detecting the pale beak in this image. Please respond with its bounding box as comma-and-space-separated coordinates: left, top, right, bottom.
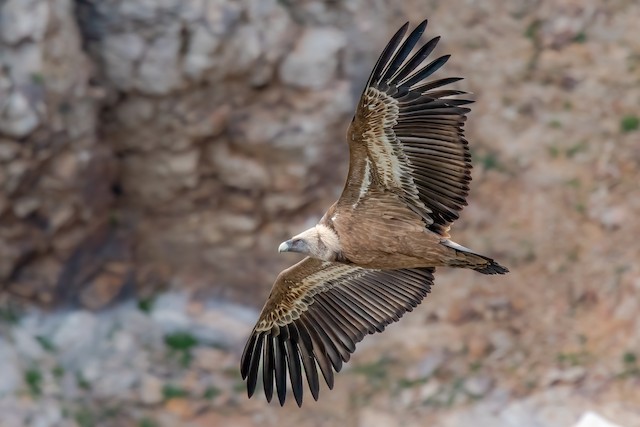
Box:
278, 239, 308, 254
278, 241, 291, 253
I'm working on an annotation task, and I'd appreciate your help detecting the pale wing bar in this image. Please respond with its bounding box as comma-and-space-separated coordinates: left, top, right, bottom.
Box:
240, 260, 434, 407
362, 20, 473, 235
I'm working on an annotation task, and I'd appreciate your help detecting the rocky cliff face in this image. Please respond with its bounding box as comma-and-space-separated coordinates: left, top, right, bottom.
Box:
1, 0, 414, 308
2, 0, 639, 315
2, 1, 640, 426
0, 0, 117, 307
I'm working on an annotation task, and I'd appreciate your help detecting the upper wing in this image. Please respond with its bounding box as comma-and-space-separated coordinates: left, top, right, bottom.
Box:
240, 257, 434, 407
342, 20, 473, 236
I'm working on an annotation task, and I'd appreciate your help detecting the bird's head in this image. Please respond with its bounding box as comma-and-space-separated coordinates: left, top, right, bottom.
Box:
278, 225, 342, 262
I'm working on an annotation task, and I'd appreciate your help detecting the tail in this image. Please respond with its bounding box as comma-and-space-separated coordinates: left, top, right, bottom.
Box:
441, 240, 509, 275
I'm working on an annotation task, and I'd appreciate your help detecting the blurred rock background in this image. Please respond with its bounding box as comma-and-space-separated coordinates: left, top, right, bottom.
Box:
0, 0, 639, 426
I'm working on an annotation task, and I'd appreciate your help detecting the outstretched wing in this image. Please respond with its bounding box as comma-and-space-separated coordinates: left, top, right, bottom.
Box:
240, 257, 434, 407
342, 20, 473, 236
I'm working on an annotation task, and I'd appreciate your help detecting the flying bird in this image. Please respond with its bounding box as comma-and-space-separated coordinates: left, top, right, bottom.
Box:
241, 19, 508, 407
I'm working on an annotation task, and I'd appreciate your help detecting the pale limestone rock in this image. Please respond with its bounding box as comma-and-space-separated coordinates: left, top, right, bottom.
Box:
358, 408, 397, 427
48, 206, 75, 232
50, 151, 78, 182
201, 221, 224, 244
92, 367, 139, 399
118, 0, 158, 21
11, 326, 45, 359
229, 108, 288, 147
489, 330, 514, 358
0, 90, 40, 138
249, 0, 292, 63
0, 0, 49, 44
419, 380, 441, 401
191, 303, 255, 347
598, 206, 628, 230
263, 193, 309, 214
193, 347, 231, 372
102, 32, 146, 90
224, 25, 262, 75
406, 348, 445, 381
183, 25, 221, 80
0, 341, 23, 396
29, 399, 63, 427
150, 292, 191, 333
176, 0, 206, 22
208, 143, 270, 191
216, 213, 259, 234
136, 27, 183, 94
4, 44, 44, 84
4, 159, 28, 192
279, 27, 345, 89
203, 0, 242, 35
190, 412, 254, 427
574, 412, 623, 427
614, 296, 638, 322
114, 307, 163, 348
0, 398, 28, 427
139, 374, 164, 405
52, 311, 98, 360
464, 375, 494, 397
12, 197, 40, 218
165, 150, 200, 177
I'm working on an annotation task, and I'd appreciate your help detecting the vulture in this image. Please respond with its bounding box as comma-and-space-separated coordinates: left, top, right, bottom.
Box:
240, 20, 508, 407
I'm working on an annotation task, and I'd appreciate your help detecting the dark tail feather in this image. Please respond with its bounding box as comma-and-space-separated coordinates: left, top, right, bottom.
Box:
472, 255, 509, 275
441, 240, 509, 275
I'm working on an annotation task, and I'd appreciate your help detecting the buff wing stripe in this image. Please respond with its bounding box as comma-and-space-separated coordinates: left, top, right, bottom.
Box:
240, 257, 434, 407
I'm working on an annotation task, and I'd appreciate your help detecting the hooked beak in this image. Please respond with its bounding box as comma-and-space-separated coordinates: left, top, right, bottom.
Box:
278, 239, 308, 254
278, 241, 290, 253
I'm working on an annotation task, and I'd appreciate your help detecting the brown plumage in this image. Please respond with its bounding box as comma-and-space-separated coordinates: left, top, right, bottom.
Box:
241, 19, 508, 406
241, 258, 434, 407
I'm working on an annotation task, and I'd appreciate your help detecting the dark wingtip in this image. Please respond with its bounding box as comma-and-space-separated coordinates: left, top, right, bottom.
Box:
367, 21, 411, 87
386, 28, 440, 86
400, 54, 452, 88
240, 334, 256, 380
413, 76, 464, 94
415, 19, 428, 36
